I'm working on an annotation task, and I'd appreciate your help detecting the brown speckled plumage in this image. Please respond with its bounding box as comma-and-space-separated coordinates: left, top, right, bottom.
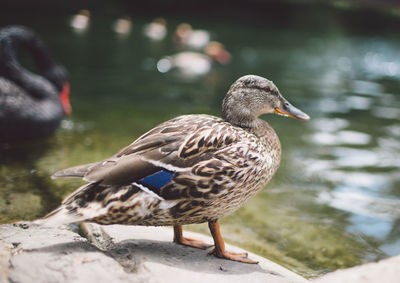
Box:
39, 75, 309, 263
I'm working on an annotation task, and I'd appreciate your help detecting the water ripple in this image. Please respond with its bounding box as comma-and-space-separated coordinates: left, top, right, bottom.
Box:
318, 189, 400, 221
311, 130, 371, 145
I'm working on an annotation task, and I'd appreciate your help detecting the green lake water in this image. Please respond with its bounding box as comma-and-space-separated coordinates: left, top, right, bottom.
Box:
1, 3, 400, 278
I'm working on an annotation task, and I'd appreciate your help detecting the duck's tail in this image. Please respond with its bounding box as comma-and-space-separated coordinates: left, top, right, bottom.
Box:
34, 206, 83, 226
34, 181, 103, 226
34, 180, 166, 227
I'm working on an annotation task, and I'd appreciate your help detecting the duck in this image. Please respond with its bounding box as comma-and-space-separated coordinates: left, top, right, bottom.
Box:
113, 16, 132, 36
174, 23, 210, 50
142, 17, 167, 41
70, 9, 90, 34
37, 75, 309, 263
157, 41, 231, 78
0, 26, 71, 142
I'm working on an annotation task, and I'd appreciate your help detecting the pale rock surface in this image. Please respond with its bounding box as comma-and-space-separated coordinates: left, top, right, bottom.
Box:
3, 222, 398, 283
313, 255, 400, 283
0, 222, 306, 283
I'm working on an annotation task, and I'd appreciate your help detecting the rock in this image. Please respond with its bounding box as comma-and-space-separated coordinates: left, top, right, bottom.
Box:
3, 221, 398, 283
85, 223, 308, 283
313, 255, 400, 283
0, 223, 140, 283
0, 222, 307, 283
79, 222, 116, 251
0, 241, 12, 283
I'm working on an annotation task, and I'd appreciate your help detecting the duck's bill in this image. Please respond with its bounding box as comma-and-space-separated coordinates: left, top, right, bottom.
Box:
274, 103, 310, 120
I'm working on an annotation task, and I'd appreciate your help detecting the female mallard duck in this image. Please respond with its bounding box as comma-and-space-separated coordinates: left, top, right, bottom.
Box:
157, 41, 231, 78
0, 25, 71, 142
39, 75, 309, 263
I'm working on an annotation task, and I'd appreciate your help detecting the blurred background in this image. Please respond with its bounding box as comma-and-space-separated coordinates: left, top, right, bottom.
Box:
1, 0, 400, 278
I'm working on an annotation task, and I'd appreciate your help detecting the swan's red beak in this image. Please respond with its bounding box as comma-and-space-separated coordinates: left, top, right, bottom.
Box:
59, 81, 72, 116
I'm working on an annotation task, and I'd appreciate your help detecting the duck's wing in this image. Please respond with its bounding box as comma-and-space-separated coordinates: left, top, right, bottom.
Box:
52, 162, 100, 178
52, 134, 182, 185
50, 134, 180, 180
40, 114, 248, 225
52, 114, 236, 187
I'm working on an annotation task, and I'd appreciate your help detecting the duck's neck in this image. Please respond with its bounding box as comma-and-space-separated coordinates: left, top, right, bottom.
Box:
0, 26, 59, 99
222, 102, 260, 129
222, 99, 274, 140
225, 116, 262, 130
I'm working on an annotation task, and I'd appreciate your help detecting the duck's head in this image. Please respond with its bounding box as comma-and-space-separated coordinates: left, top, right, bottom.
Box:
222, 75, 309, 127
205, 41, 231, 65
175, 23, 192, 39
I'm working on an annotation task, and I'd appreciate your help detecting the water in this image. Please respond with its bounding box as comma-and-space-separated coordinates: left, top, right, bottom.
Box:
1, 4, 400, 278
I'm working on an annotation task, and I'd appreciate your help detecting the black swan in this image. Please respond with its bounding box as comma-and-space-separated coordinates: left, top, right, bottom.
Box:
0, 25, 71, 142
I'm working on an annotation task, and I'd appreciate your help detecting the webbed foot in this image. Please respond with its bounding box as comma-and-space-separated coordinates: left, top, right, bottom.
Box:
173, 225, 213, 249
208, 248, 258, 264
208, 220, 258, 264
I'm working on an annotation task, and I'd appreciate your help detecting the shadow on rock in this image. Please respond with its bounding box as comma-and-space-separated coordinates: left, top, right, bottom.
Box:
107, 239, 280, 276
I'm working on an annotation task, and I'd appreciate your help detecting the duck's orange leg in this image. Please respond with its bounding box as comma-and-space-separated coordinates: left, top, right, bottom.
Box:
173, 225, 212, 249
207, 220, 258, 264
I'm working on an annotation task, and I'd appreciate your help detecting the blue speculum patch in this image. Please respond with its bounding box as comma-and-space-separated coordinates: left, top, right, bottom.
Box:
139, 170, 174, 189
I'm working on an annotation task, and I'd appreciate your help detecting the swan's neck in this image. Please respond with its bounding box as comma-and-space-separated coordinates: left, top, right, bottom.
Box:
0, 26, 59, 99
